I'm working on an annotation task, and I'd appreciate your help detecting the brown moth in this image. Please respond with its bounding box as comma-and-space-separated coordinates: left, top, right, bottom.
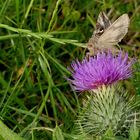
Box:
87, 12, 130, 56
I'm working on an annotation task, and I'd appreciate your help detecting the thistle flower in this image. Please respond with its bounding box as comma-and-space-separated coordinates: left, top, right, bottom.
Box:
69, 51, 134, 91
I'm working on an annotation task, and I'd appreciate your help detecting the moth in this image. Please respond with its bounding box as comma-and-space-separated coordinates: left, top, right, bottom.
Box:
87, 12, 130, 56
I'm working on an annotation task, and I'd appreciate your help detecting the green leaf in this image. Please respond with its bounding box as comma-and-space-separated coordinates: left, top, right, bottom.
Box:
52, 125, 64, 140
102, 127, 115, 140
0, 120, 25, 140
129, 118, 139, 140
115, 136, 128, 140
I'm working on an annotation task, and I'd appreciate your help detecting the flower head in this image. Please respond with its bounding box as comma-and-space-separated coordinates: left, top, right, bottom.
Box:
68, 51, 134, 91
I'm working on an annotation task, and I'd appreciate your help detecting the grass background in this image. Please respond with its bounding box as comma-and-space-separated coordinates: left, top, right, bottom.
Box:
0, 0, 140, 139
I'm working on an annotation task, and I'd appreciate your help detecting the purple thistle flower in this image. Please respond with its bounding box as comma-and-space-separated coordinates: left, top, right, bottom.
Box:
68, 51, 134, 92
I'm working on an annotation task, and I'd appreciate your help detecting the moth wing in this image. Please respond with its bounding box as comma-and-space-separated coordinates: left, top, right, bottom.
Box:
98, 14, 129, 47
96, 12, 111, 29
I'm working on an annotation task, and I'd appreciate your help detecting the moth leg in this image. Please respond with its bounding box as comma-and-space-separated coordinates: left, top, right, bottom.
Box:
86, 52, 91, 59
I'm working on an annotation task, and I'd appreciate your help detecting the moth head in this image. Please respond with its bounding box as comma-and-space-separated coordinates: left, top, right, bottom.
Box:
95, 23, 104, 35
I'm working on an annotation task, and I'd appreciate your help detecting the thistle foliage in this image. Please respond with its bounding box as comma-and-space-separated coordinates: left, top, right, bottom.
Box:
76, 85, 140, 138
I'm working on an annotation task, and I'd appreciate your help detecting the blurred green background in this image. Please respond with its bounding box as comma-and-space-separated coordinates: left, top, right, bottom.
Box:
0, 0, 140, 139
